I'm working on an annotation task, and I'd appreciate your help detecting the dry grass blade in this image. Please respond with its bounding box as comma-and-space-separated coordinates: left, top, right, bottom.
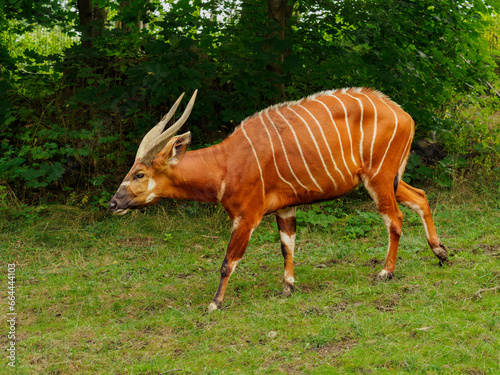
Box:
473, 285, 500, 299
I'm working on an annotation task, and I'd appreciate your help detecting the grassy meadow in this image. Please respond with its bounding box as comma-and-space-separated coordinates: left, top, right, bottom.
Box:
1, 184, 499, 374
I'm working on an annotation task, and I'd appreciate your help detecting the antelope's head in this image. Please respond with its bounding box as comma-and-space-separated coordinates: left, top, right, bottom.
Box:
108, 90, 197, 215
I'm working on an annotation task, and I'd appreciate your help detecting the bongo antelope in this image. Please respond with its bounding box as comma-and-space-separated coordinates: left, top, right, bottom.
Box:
109, 88, 448, 312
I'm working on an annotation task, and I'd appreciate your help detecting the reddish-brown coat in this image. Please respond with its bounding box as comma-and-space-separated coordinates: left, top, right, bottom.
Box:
109, 88, 448, 312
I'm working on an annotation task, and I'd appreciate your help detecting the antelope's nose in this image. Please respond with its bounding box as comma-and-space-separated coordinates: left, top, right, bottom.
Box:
108, 199, 118, 212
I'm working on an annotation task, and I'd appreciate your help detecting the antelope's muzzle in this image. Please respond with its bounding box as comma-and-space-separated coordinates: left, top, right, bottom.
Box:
108, 193, 131, 215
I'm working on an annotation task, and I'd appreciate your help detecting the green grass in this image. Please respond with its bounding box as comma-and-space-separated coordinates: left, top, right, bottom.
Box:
1, 188, 499, 374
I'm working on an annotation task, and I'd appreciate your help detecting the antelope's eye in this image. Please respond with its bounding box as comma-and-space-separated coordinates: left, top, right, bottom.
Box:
134, 172, 145, 179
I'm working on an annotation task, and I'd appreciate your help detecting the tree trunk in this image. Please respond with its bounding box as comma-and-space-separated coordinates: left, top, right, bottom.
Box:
77, 0, 107, 48
268, 0, 291, 43
267, 0, 292, 100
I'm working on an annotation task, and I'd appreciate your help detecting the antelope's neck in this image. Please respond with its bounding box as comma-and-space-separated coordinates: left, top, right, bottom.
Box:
170, 144, 226, 203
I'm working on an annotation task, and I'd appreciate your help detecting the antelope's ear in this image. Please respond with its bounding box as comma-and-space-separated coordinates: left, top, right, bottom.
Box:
157, 131, 191, 166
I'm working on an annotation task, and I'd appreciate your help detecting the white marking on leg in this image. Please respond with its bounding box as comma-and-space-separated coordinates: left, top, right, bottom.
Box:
275, 109, 324, 193
233, 216, 241, 231
372, 101, 399, 178
276, 206, 296, 219
312, 98, 349, 181
217, 180, 226, 202
380, 213, 392, 233
280, 231, 296, 252
240, 122, 266, 199
259, 116, 298, 196
345, 93, 364, 163
400, 201, 430, 238
265, 113, 310, 192
361, 176, 379, 206
279, 230, 295, 286
207, 302, 218, 313
228, 259, 240, 275
146, 192, 156, 203
377, 269, 389, 278
329, 94, 357, 165
148, 178, 156, 191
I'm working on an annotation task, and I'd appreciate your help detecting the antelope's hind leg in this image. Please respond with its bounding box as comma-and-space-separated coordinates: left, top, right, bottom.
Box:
396, 181, 448, 264
276, 207, 297, 297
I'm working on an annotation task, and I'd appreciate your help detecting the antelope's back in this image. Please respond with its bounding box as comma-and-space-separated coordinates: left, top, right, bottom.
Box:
227, 88, 414, 209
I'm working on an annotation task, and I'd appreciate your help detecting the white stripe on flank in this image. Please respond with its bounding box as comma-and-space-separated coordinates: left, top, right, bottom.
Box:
296, 105, 339, 189
259, 116, 298, 197
241, 122, 266, 199
358, 93, 378, 170
329, 95, 357, 165
398, 119, 414, 178
372, 100, 399, 178
345, 93, 364, 163
312, 99, 350, 180
275, 110, 323, 192
265, 113, 309, 192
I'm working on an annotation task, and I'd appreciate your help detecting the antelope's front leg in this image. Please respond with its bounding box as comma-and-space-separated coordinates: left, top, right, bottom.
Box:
276, 207, 297, 297
207, 216, 259, 313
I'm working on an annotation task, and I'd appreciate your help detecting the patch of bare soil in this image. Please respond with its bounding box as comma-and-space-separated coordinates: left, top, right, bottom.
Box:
328, 301, 364, 314
313, 337, 357, 358
452, 244, 500, 257
364, 258, 383, 269
374, 293, 400, 312
473, 244, 500, 256
323, 257, 355, 266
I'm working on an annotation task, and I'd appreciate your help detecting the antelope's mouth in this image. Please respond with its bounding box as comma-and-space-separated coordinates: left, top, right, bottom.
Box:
112, 208, 130, 215
108, 195, 133, 214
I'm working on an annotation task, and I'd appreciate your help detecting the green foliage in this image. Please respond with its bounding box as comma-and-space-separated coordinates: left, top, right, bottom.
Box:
297, 200, 382, 239
403, 152, 434, 183
250, 228, 280, 245
344, 210, 381, 239
294, 0, 498, 134
1, 0, 499, 203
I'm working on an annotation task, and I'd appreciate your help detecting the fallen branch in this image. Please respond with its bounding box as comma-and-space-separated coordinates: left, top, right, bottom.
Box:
473, 286, 500, 299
